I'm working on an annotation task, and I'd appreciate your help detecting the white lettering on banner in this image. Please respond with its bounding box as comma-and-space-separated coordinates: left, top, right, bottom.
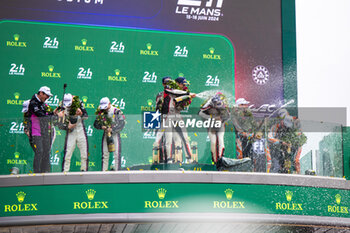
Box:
112, 98, 125, 110
77, 68, 92, 79
143, 129, 156, 139
249, 104, 276, 115
50, 154, 60, 165
205, 75, 220, 86
9, 64, 25, 76
43, 37, 59, 49
176, 0, 224, 21
110, 42, 125, 53
142, 72, 157, 83
46, 95, 60, 107
178, 0, 223, 8
163, 118, 221, 129
174, 46, 188, 57
9, 122, 24, 134
86, 125, 93, 136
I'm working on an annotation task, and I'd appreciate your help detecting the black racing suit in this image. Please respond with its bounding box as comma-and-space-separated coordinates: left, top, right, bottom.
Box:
28, 94, 54, 173
154, 86, 189, 162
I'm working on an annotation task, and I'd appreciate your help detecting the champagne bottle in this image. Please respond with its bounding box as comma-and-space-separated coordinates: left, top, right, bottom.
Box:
175, 95, 191, 103
107, 131, 115, 152
191, 141, 198, 163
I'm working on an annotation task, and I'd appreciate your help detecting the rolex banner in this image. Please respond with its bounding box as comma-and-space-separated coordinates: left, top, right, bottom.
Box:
0, 183, 349, 218
0, 20, 234, 174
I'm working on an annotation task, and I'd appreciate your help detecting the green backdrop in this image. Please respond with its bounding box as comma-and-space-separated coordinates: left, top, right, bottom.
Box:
0, 20, 235, 174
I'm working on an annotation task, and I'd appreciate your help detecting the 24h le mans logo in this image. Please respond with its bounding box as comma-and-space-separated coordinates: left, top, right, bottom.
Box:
252, 65, 269, 85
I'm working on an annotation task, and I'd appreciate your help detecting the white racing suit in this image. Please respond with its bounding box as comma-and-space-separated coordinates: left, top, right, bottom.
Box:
94, 106, 125, 171
199, 101, 229, 163
62, 102, 89, 172
154, 87, 192, 163
231, 108, 255, 159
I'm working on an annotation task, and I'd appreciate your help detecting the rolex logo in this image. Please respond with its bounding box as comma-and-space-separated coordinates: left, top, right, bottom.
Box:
140, 43, 158, 56
16, 191, 26, 203
178, 73, 184, 77
4, 191, 38, 212
209, 47, 215, 54
14, 34, 20, 41
81, 39, 87, 46
73, 189, 108, 210
14, 152, 20, 159
145, 188, 178, 209
82, 96, 88, 103
213, 188, 244, 209
7, 34, 26, 48
327, 194, 348, 214
335, 194, 341, 205
203, 47, 221, 60
147, 99, 153, 106
146, 43, 152, 50
285, 191, 293, 202
14, 92, 20, 100
48, 65, 54, 72
156, 188, 167, 200
75, 39, 93, 52
86, 189, 96, 200
224, 189, 234, 200
115, 69, 120, 76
